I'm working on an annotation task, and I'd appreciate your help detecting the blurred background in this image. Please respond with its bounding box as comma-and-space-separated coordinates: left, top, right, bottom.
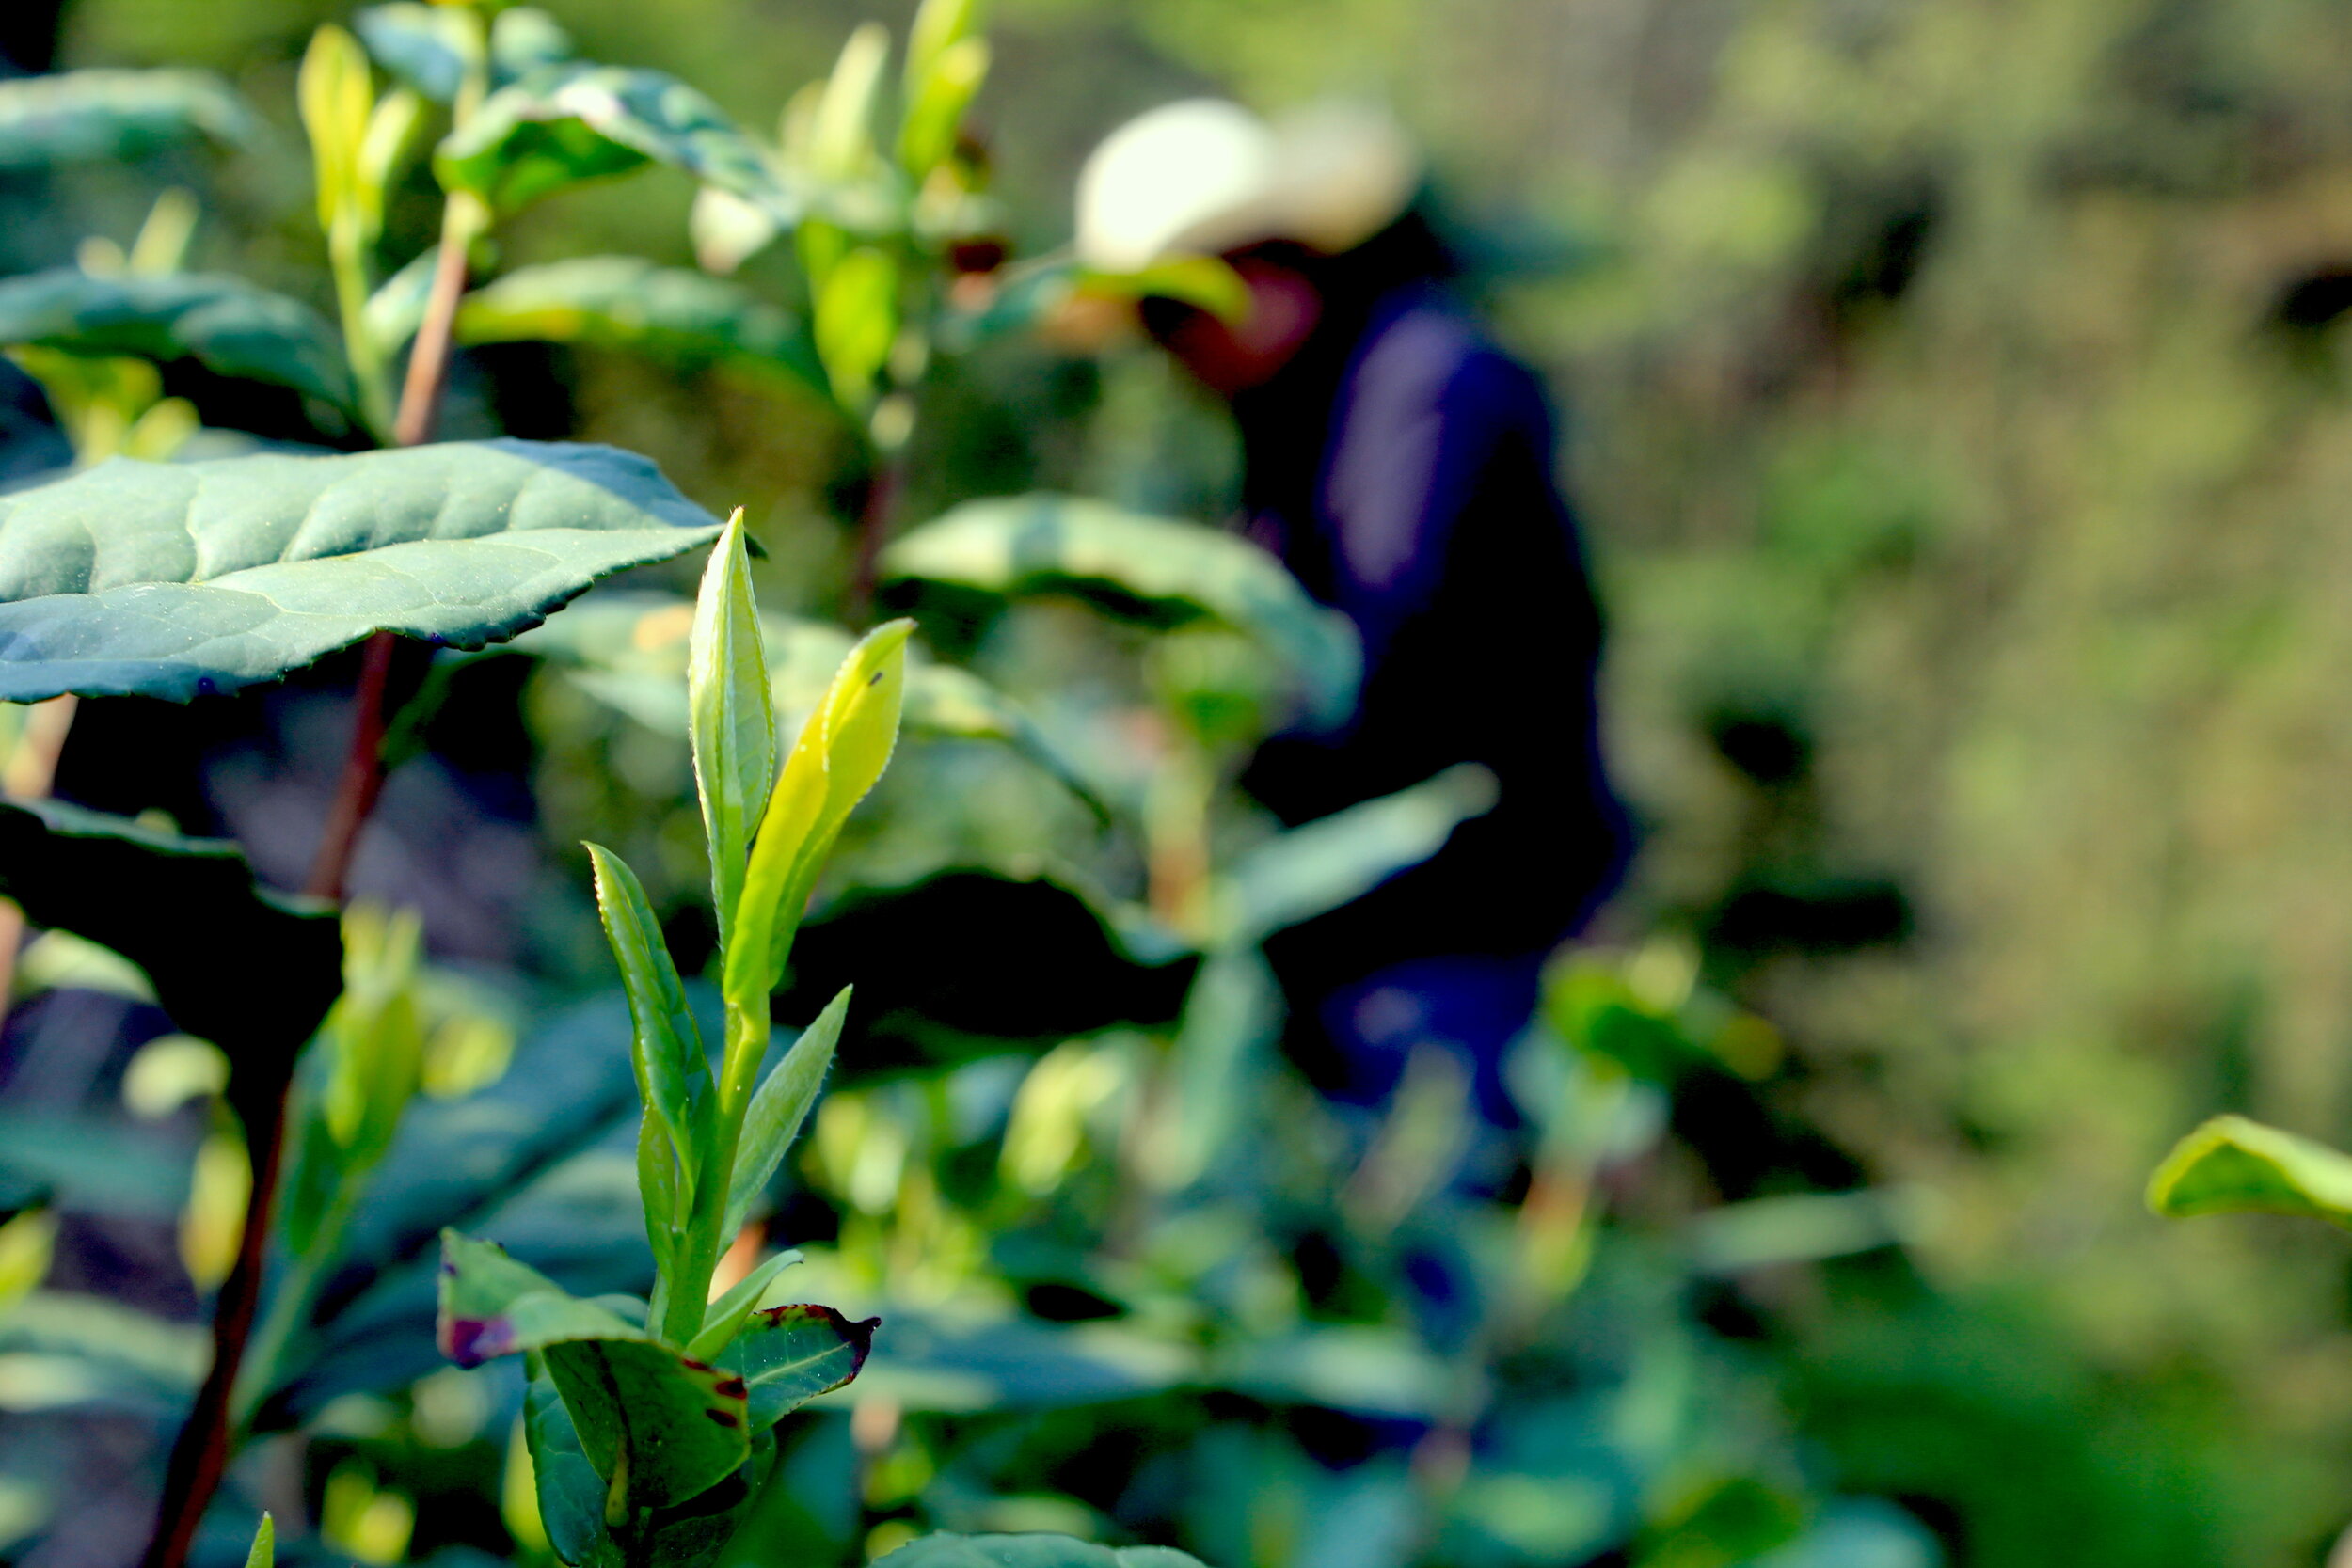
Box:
14, 0, 2352, 1564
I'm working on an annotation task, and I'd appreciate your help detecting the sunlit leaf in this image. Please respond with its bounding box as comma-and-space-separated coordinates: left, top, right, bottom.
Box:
723, 622, 910, 1014
722, 988, 850, 1237
898, 36, 988, 179
689, 513, 777, 954
584, 846, 710, 1199
812, 245, 898, 409
0, 70, 255, 169
437, 63, 800, 220
685, 1248, 803, 1362
244, 1513, 273, 1568
0, 438, 722, 703
0, 268, 357, 411
456, 257, 826, 396
882, 494, 1361, 727
2148, 1114, 2352, 1227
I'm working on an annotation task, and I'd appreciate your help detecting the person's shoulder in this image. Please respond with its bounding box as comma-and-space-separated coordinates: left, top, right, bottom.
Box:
1353, 289, 1549, 430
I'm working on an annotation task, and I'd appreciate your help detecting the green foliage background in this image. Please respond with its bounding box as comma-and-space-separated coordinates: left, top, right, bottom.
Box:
40, 0, 2352, 1562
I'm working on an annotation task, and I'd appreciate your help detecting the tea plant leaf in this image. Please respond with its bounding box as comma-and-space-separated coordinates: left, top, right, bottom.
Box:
2149, 1114, 2352, 1227
722, 987, 850, 1238
355, 3, 484, 104
0, 70, 256, 169
813, 246, 898, 409
685, 1248, 803, 1363
528, 1366, 771, 1568
0, 438, 723, 702
490, 9, 575, 84
724, 622, 910, 1014
542, 1338, 750, 1509
688, 515, 775, 955
437, 63, 800, 220
584, 845, 711, 1188
438, 1234, 751, 1506
0, 269, 357, 411
872, 1536, 1206, 1567
243, 1513, 273, 1568
456, 257, 826, 397
0, 800, 342, 1119
882, 494, 1361, 727
1217, 764, 1498, 946
715, 1302, 876, 1431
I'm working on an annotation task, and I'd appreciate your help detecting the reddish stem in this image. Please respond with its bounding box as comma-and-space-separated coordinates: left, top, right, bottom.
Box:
142, 198, 476, 1568
845, 454, 901, 627
136, 1090, 290, 1568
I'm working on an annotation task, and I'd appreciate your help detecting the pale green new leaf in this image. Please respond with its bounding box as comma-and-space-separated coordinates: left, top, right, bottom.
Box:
0, 70, 255, 169
685, 1247, 803, 1362
898, 36, 988, 178
2149, 1114, 2352, 1228
0, 439, 723, 702
813, 246, 898, 409
584, 845, 710, 1179
882, 494, 1361, 727
0, 269, 357, 411
437, 63, 800, 221
298, 25, 373, 233
873, 1537, 1205, 1568
244, 1514, 274, 1568
455, 257, 825, 396
722, 988, 850, 1238
724, 623, 910, 1012
688, 514, 776, 958
904, 0, 984, 102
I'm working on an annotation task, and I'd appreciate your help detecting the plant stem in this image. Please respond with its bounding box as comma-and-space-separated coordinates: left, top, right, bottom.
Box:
844, 447, 902, 627
138, 1085, 292, 1568
144, 182, 485, 1568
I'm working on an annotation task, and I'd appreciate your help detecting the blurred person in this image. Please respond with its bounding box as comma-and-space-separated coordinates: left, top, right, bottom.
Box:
1076, 100, 1628, 1125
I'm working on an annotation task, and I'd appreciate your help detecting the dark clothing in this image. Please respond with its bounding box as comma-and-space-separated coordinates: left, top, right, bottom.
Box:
1234, 281, 1626, 1104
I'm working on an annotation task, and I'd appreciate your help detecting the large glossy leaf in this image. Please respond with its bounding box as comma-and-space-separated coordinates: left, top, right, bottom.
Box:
716, 1302, 875, 1432
882, 495, 1362, 727
873, 1535, 1206, 1567
0, 800, 341, 1119
437, 63, 799, 220
0, 269, 357, 411
2148, 1114, 2352, 1227
456, 258, 826, 396
0, 439, 723, 702
0, 69, 255, 169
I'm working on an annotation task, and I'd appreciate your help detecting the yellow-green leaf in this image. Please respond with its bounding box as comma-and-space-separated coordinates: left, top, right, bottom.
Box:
2148, 1114, 2352, 1228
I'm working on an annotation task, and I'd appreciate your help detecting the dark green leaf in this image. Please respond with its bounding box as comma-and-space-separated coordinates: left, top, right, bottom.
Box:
529, 1366, 771, 1568
436, 64, 799, 219
2148, 1114, 2352, 1227
871, 1535, 1206, 1567
0, 438, 723, 703
456, 257, 825, 396
723, 988, 850, 1238
0, 1291, 206, 1415
0, 800, 341, 1121
716, 1302, 875, 1432
542, 1337, 750, 1509
0, 70, 255, 169
355, 4, 484, 104
584, 845, 710, 1186
882, 495, 1362, 727
0, 269, 356, 411
0, 1109, 191, 1218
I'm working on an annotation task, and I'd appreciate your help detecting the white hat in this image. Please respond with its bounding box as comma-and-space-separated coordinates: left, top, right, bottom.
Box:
1074, 98, 1422, 274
